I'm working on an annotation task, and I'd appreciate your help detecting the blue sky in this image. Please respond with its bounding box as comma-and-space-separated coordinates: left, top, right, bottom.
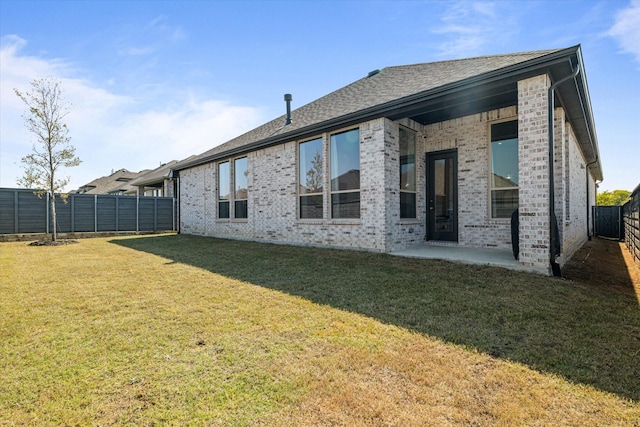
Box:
1, 0, 638, 193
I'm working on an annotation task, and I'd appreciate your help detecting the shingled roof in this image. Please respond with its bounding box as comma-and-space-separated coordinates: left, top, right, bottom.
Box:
174, 46, 602, 180
76, 168, 144, 195
128, 160, 179, 188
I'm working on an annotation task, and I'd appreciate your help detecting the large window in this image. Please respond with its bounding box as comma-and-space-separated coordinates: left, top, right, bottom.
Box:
490, 120, 518, 218
218, 157, 248, 219
298, 137, 323, 219
330, 129, 360, 219
218, 161, 230, 219
399, 127, 416, 218
234, 157, 248, 219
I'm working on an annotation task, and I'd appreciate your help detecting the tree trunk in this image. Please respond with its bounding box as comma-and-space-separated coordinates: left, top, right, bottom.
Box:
50, 192, 57, 242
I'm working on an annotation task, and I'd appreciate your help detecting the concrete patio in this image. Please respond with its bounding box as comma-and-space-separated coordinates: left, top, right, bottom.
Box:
390, 242, 522, 272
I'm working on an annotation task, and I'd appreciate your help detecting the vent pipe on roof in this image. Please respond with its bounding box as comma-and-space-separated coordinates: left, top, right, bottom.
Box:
284, 94, 292, 126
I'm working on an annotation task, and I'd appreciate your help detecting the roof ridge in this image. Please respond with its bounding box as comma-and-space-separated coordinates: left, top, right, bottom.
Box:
381, 48, 563, 72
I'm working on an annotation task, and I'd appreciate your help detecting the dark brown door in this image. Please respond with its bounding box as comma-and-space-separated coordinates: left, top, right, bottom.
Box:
427, 150, 458, 241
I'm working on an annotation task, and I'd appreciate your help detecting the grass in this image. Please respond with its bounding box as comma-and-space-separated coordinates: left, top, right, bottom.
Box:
1, 234, 639, 426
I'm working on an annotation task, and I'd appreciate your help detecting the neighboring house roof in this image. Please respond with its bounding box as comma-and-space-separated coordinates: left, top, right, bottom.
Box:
76, 169, 146, 195
128, 160, 179, 188
173, 45, 602, 181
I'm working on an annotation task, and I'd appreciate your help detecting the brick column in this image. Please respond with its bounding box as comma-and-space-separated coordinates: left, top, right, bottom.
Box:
517, 74, 551, 274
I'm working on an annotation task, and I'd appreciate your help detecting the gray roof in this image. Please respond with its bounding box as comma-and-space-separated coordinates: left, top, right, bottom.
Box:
128, 160, 179, 187
76, 169, 144, 195
174, 46, 602, 180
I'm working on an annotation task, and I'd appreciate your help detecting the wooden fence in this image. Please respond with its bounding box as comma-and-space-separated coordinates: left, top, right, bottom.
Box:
0, 188, 176, 235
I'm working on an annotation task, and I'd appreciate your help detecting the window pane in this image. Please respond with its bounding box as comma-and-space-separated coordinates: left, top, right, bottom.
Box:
330, 129, 360, 191
491, 189, 518, 218
219, 201, 230, 219
400, 192, 416, 219
234, 157, 248, 199
400, 128, 416, 192
299, 138, 323, 194
234, 200, 248, 219
331, 192, 360, 219
491, 138, 518, 188
218, 162, 230, 200
300, 194, 323, 219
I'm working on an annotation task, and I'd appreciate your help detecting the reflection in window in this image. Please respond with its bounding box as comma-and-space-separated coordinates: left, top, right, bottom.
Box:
218, 161, 230, 219
330, 129, 360, 218
490, 120, 518, 218
400, 128, 416, 218
299, 138, 323, 219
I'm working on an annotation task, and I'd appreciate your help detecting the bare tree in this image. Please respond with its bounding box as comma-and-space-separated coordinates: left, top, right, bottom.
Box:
15, 77, 81, 241
305, 151, 323, 193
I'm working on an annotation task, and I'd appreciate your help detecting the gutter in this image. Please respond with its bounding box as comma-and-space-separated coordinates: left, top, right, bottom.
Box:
548, 60, 581, 277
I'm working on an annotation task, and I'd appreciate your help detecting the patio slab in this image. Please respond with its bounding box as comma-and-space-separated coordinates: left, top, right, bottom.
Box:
390, 243, 523, 271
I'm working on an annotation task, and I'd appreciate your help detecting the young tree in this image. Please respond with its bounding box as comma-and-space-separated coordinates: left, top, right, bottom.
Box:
15, 77, 81, 242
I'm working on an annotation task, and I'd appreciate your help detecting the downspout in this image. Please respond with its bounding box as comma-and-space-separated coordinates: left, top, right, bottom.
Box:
548, 61, 580, 276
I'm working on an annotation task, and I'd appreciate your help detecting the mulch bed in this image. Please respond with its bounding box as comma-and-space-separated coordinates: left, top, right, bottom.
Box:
28, 239, 79, 246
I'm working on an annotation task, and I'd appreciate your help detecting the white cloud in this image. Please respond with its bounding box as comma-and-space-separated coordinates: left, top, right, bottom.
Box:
431, 1, 517, 58
0, 35, 266, 192
116, 15, 185, 57
608, 0, 640, 66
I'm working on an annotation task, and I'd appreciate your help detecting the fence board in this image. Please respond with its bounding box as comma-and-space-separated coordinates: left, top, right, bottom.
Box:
623, 186, 640, 268
0, 188, 176, 235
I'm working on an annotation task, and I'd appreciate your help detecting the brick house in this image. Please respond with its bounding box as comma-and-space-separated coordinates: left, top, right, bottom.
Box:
172, 45, 602, 275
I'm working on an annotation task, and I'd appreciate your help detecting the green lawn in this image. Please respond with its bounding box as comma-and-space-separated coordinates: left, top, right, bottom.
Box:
1, 234, 638, 426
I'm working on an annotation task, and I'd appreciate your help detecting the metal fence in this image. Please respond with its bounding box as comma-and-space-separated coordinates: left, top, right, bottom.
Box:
622, 184, 640, 268
593, 206, 623, 240
0, 188, 176, 235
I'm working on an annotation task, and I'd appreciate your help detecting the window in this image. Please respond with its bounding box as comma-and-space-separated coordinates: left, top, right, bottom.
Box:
234, 157, 248, 219
218, 161, 230, 219
298, 137, 323, 219
330, 129, 360, 219
490, 120, 518, 218
399, 128, 416, 218
218, 157, 248, 219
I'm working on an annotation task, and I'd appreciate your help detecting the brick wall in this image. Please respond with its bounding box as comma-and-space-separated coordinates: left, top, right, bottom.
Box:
384, 118, 426, 251
561, 120, 590, 260
517, 74, 552, 274
179, 119, 390, 251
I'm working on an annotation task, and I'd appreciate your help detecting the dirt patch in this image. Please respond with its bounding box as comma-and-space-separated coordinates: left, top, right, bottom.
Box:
562, 236, 640, 296
28, 239, 79, 246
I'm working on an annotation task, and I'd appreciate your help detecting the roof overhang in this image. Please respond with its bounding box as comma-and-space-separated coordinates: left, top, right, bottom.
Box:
174, 46, 601, 180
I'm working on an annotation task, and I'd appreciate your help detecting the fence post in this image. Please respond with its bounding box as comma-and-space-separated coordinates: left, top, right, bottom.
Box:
154, 198, 158, 231
14, 190, 19, 233
70, 194, 75, 233
115, 196, 119, 232
94, 195, 98, 232
46, 192, 50, 234
136, 196, 139, 232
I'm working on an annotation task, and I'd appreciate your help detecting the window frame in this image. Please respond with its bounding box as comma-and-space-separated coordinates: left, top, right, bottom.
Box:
218, 161, 230, 219
297, 136, 324, 220
329, 127, 361, 220
488, 119, 519, 219
399, 126, 417, 219
217, 156, 249, 221
234, 156, 248, 219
